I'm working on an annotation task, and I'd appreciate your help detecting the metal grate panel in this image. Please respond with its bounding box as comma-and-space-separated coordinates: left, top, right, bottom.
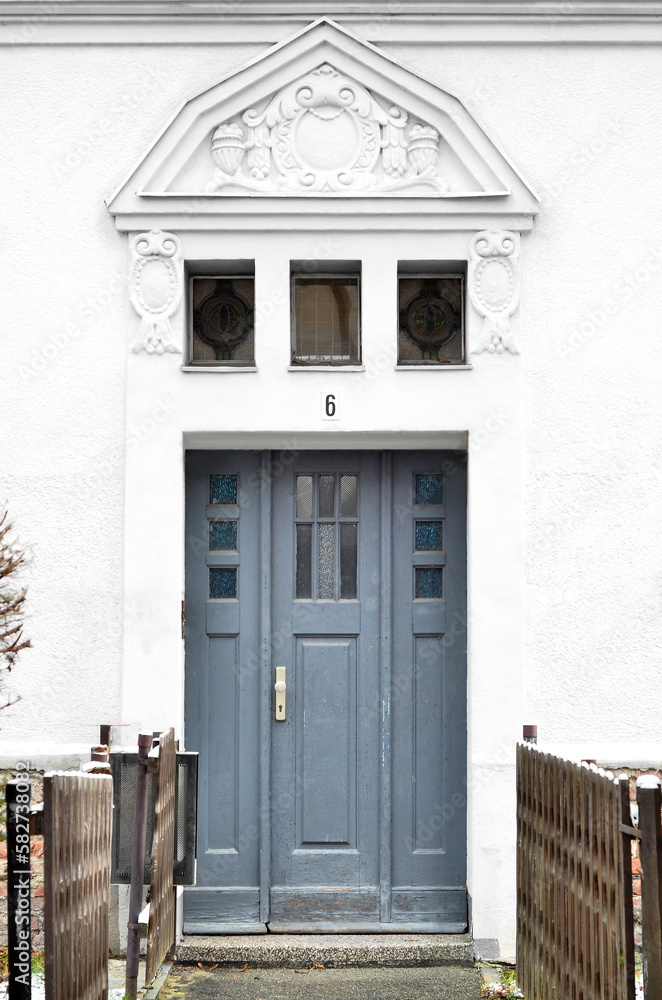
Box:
110, 750, 197, 886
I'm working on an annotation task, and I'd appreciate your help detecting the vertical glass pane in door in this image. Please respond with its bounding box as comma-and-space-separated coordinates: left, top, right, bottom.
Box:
340, 523, 358, 599
318, 523, 335, 599
296, 523, 313, 599
318, 476, 335, 518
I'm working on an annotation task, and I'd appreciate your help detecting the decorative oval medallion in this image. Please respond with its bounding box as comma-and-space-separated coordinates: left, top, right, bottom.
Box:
474, 258, 514, 313
136, 258, 177, 313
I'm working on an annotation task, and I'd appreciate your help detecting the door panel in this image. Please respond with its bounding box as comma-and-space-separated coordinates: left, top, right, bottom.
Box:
391, 452, 467, 927
184, 451, 264, 932
184, 449, 467, 933
269, 452, 381, 927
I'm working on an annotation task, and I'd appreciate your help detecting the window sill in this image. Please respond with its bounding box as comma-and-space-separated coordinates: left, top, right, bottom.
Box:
181, 366, 258, 373
288, 365, 365, 372
395, 364, 473, 371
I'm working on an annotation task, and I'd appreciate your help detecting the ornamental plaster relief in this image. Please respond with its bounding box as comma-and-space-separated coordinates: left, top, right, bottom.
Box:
207, 64, 448, 195
129, 230, 183, 355
469, 230, 521, 355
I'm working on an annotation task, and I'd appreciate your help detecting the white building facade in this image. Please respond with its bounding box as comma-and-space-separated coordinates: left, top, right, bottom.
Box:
2, 1, 662, 961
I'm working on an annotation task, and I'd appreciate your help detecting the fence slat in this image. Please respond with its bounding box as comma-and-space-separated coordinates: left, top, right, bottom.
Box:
516, 746, 631, 1000
619, 776, 636, 1000
636, 776, 662, 1000
44, 772, 113, 1000
145, 729, 177, 986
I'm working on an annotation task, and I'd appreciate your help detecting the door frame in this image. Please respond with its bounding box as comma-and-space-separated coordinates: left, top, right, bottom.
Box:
183, 439, 469, 932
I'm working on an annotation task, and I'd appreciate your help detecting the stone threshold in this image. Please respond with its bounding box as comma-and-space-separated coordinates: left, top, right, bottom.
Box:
176, 933, 474, 968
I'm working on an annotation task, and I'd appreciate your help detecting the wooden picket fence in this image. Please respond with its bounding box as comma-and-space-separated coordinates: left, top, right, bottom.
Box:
516, 745, 635, 1000
43, 771, 113, 1000
515, 744, 662, 1000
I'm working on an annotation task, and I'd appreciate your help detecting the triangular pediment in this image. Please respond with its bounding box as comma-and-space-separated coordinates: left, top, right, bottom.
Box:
107, 18, 539, 230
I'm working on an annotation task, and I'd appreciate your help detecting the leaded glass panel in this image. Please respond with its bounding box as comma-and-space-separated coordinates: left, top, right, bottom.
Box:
190, 275, 255, 366
210, 474, 238, 505
398, 272, 465, 365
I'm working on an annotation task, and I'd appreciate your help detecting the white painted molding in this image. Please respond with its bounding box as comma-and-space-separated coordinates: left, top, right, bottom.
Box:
128, 230, 183, 355
4, 1, 662, 18
106, 18, 539, 232
469, 230, 521, 356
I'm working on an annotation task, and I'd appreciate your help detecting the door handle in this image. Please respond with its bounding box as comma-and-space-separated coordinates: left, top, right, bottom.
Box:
274, 666, 286, 721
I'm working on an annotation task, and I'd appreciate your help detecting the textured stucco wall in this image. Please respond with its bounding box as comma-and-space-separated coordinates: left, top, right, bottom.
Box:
388, 43, 662, 746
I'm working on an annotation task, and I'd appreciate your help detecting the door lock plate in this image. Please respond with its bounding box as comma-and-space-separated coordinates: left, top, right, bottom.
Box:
275, 666, 286, 721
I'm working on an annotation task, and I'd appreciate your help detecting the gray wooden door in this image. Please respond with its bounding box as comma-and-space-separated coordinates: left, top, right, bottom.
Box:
184, 450, 467, 933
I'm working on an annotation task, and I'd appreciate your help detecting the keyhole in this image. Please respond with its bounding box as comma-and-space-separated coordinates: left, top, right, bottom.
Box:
279, 704, 283, 712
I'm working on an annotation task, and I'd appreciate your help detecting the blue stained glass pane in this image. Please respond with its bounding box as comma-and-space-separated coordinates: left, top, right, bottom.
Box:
415, 567, 442, 599
209, 568, 237, 599
209, 521, 237, 551
210, 474, 237, 505
415, 474, 443, 505
415, 521, 443, 551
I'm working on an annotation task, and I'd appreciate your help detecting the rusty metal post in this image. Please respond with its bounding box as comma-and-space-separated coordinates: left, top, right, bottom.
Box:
636, 775, 662, 1000
125, 733, 153, 1000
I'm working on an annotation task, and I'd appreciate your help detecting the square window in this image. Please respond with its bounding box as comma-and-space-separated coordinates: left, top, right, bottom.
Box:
398, 265, 465, 365
189, 273, 255, 366
292, 266, 360, 366
209, 474, 238, 505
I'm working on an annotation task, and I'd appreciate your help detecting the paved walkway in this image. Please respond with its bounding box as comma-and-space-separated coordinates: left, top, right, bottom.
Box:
159, 964, 483, 999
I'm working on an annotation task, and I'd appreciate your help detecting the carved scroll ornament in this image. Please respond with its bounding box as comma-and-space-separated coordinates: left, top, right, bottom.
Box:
469, 230, 521, 355
207, 64, 448, 195
129, 230, 183, 355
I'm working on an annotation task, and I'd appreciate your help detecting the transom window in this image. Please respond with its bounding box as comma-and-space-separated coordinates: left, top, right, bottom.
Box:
188, 268, 255, 366
398, 262, 465, 365
291, 262, 361, 366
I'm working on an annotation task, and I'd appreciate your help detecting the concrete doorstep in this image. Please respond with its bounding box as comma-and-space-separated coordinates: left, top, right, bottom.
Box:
157, 935, 482, 1000
175, 932, 474, 968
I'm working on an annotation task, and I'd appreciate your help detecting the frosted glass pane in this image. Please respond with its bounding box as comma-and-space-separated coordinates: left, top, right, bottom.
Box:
296, 524, 313, 599
209, 521, 237, 551
339, 475, 357, 517
415, 568, 442, 599
209, 568, 237, 599
318, 523, 335, 599
296, 476, 313, 518
318, 475, 335, 517
340, 523, 357, 599
210, 474, 237, 505
415, 474, 443, 505
415, 521, 442, 551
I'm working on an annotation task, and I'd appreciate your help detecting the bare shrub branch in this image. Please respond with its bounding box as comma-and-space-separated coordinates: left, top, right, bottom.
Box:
0, 510, 31, 709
